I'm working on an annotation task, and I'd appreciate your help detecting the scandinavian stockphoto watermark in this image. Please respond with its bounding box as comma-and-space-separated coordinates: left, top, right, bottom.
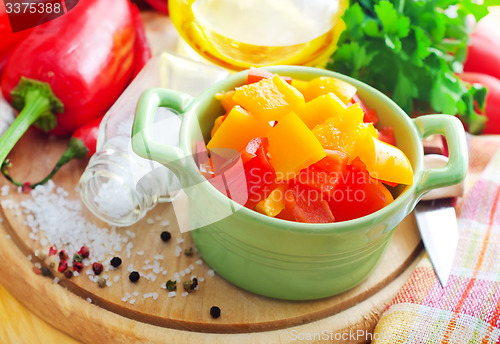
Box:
289, 329, 393, 342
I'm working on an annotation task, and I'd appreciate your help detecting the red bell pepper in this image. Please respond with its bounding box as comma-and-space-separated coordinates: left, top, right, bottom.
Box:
283, 183, 335, 223
0, 1, 32, 74
0, 0, 136, 168
2, 116, 103, 189
458, 72, 500, 134
463, 8, 500, 80
130, 3, 152, 80
326, 158, 387, 222
143, 0, 169, 14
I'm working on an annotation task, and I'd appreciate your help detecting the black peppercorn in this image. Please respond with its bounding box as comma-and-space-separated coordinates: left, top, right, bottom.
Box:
129, 271, 140, 282
41, 267, 52, 277
160, 231, 171, 242
210, 306, 221, 319
110, 257, 122, 268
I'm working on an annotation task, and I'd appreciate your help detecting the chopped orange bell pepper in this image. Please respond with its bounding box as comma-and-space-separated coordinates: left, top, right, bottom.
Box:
296, 92, 347, 129
268, 111, 326, 181
311, 102, 367, 157
255, 185, 286, 217
357, 135, 413, 185
302, 76, 357, 103
215, 90, 237, 112
232, 76, 304, 122
207, 106, 269, 153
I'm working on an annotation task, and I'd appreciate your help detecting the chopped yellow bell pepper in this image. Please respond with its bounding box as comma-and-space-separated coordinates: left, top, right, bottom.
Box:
302, 76, 357, 103
255, 185, 286, 217
290, 79, 308, 95
268, 111, 326, 181
215, 90, 237, 112
296, 92, 346, 129
207, 106, 269, 153
211, 115, 225, 137
357, 135, 414, 185
311, 102, 367, 157
232, 77, 304, 122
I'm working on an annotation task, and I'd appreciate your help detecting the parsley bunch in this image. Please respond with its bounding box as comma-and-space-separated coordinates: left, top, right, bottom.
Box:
328, 0, 493, 133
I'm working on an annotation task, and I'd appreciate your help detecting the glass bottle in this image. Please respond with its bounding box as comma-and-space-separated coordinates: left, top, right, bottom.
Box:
78, 52, 229, 226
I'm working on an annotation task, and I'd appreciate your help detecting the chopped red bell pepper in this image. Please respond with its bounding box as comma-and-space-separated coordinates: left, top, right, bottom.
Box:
130, 3, 152, 80
0, 0, 136, 168
326, 158, 387, 222
283, 183, 335, 223
241, 137, 267, 164
295, 150, 348, 196
247, 67, 293, 85
377, 126, 396, 146
352, 94, 379, 124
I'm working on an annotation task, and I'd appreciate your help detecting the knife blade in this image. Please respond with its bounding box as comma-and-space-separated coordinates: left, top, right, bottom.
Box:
414, 154, 464, 287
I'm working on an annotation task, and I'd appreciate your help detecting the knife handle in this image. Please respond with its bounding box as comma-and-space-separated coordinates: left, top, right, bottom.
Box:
413, 115, 468, 197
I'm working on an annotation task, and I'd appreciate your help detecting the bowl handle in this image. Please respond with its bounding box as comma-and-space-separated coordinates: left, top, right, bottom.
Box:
132, 88, 193, 175
413, 114, 468, 197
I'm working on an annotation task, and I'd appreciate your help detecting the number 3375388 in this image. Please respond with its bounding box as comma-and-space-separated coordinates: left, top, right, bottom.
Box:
5, 2, 62, 14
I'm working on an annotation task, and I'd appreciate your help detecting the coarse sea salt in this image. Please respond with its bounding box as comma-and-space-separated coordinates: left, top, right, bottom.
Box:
93, 178, 135, 219
168, 291, 176, 298
17, 180, 126, 263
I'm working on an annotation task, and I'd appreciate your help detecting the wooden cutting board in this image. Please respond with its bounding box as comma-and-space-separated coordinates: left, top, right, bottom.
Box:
0, 122, 422, 343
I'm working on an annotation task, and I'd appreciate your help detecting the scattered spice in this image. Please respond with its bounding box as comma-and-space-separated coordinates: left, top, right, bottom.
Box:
49, 246, 57, 256
184, 247, 193, 257
110, 256, 122, 268
78, 246, 90, 258
59, 250, 68, 261
160, 231, 171, 242
183, 277, 198, 292
92, 262, 103, 275
49, 262, 55, 268
73, 262, 83, 272
210, 306, 221, 319
41, 267, 52, 277
64, 269, 73, 279
58, 260, 68, 272
73, 254, 83, 263
22, 182, 32, 193
166, 279, 177, 291
33, 266, 41, 275
38, 252, 47, 260
97, 277, 106, 288
129, 271, 140, 282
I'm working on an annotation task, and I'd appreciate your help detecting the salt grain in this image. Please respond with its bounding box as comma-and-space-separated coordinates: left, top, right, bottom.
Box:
146, 218, 154, 225
198, 277, 205, 282
133, 291, 139, 297
176, 237, 184, 244
207, 269, 215, 277
129, 299, 136, 305
86, 298, 92, 303
93, 179, 135, 219
160, 220, 170, 227
1, 185, 9, 196
137, 250, 144, 256
154, 254, 164, 260
53, 277, 60, 284
167, 291, 176, 298
114, 275, 120, 282
181, 291, 189, 297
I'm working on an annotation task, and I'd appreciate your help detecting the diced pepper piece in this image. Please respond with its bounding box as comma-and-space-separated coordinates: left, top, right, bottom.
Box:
207, 106, 269, 153
255, 185, 286, 217
326, 158, 387, 222
377, 126, 396, 146
215, 90, 237, 112
211, 115, 225, 137
312, 102, 367, 157
357, 135, 413, 185
377, 181, 394, 207
232, 77, 304, 122
240, 137, 267, 164
296, 92, 347, 129
302, 76, 357, 104
272, 75, 305, 110
352, 94, 379, 124
295, 151, 348, 196
247, 67, 292, 85
284, 184, 335, 223
291, 79, 308, 95
268, 111, 326, 181
243, 139, 279, 209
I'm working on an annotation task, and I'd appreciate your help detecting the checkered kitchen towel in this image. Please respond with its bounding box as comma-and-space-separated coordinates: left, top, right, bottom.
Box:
373, 136, 500, 343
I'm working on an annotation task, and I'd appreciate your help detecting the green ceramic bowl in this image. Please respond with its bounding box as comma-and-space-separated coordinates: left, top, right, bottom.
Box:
132, 66, 467, 300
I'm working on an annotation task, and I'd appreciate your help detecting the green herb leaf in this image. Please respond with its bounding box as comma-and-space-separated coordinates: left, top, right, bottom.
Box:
328, 0, 490, 132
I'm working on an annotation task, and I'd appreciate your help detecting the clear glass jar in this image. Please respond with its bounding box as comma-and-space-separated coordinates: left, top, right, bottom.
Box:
78, 52, 229, 226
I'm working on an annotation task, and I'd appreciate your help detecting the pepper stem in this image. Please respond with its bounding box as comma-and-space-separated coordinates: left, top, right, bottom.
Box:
0, 77, 63, 167
1, 136, 88, 188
